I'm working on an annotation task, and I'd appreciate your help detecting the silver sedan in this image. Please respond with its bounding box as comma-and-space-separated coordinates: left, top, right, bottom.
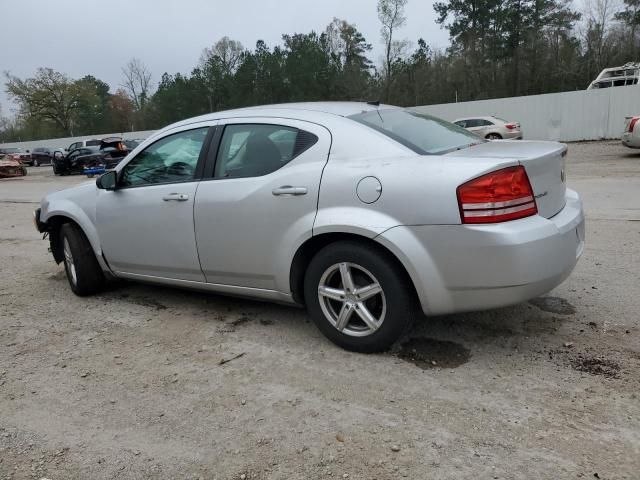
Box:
34, 102, 584, 352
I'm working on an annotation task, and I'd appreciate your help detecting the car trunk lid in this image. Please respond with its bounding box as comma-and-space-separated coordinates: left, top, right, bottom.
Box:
446, 140, 567, 219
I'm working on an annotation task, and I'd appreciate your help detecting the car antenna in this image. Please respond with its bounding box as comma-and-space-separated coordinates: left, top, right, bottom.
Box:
366, 100, 380, 107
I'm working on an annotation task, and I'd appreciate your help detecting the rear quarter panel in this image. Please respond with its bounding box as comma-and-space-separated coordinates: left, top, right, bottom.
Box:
315, 138, 520, 234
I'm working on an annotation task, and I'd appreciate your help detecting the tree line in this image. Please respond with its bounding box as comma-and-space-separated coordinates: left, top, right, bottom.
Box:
2, 0, 640, 142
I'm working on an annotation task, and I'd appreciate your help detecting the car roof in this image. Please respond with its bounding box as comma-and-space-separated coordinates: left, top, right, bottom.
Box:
454, 115, 501, 121
226, 101, 396, 117
159, 102, 400, 132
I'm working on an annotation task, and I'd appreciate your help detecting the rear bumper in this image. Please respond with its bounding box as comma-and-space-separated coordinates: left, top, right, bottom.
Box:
377, 189, 584, 315
622, 132, 640, 148
503, 131, 523, 140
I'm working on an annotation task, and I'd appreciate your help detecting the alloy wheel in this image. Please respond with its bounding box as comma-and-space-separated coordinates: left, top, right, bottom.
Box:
317, 262, 386, 337
63, 237, 77, 286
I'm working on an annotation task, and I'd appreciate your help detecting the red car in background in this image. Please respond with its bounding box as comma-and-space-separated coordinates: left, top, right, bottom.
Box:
0, 147, 32, 166
0, 154, 27, 178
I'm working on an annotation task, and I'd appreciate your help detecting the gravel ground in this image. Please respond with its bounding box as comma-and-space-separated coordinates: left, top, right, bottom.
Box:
1, 141, 638, 480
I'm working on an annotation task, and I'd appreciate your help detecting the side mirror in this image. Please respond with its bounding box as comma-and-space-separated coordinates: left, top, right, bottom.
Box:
96, 170, 118, 191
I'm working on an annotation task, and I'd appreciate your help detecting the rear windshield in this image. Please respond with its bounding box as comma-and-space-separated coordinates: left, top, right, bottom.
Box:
86, 139, 102, 147
2, 147, 21, 153
348, 110, 484, 155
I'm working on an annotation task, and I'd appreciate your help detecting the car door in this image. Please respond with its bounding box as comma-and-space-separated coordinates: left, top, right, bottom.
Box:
464, 119, 482, 135
95, 125, 214, 282
194, 118, 331, 292
65, 148, 82, 168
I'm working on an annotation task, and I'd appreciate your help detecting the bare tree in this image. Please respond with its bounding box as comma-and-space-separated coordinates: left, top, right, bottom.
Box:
200, 37, 244, 74
377, 0, 409, 99
582, 0, 622, 67
121, 58, 152, 111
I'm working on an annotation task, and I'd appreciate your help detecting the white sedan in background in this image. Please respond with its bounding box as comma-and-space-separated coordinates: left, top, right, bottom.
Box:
454, 116, 523, 140
622, 116, 640, 148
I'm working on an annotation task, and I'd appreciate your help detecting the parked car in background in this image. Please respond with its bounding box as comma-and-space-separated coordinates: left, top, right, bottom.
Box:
0, 147, 32, 165
0, 154, 27, 178
35, 102, 584, 353
124, 139, 142, 150
54, 138, 129, 175
30, 147, 63, 166
453, 116, 523, 140
622, 116, 640, 148
66, 139, 101, 152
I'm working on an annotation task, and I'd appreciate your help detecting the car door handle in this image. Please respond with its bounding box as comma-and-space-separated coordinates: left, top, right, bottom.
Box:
162, 193, 189, 202
272, 186, 308, 196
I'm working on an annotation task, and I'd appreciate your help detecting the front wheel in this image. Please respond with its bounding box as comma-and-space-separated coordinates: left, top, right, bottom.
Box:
60, 223, 105, 296
33, 159, 39, 167
304, 241, 418, 352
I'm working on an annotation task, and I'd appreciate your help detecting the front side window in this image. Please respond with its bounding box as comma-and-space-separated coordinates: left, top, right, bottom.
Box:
214, 124, 318, 179
350, 110, 484, 155
120, 127, 208, 188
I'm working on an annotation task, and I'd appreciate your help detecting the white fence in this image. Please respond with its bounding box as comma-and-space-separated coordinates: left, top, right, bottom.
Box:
413, 85, 640, 142
0, 130, 156, 151
2, 85, 640, 148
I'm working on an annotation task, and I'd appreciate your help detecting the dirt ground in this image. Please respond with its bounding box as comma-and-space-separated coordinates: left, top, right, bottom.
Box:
1, 141, 638, 480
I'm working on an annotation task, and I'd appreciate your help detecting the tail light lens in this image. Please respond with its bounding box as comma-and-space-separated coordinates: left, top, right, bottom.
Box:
505, 123, 517, 130
457, 166, 538, 224
629, 117, 639, 133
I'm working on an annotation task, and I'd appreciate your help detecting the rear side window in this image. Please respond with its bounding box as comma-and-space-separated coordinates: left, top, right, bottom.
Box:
349, 110, 484, 155
214, 124, 318, 179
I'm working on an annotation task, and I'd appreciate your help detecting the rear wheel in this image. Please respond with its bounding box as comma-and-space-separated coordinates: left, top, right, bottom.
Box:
486, 133, 502, 140
60, 223, 105, 296
304, 241, 418, 352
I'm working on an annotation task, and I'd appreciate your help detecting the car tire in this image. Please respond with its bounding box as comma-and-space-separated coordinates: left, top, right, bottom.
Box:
60, 223, 105, 296
33, 159, 39, 167
486, 133, 502, 140
304, 241, 418, 353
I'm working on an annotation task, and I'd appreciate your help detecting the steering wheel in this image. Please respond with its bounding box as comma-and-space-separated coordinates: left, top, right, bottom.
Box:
166, 161, 194, 177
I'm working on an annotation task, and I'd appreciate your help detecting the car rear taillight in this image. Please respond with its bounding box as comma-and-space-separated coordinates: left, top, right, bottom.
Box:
629, 117, 639, 133
457, 166, 538, 224
505, 123, 517, 130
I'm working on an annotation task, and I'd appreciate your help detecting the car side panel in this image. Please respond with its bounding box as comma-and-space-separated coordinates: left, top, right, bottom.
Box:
39, 185, 112, 273
194, 118, 332, 292
314, 154, 520, 231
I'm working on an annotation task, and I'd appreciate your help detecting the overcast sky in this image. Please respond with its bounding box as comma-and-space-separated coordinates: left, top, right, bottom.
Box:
0, 0, 450, 116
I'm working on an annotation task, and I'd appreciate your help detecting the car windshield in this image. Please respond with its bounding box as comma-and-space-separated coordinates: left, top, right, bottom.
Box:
349, 110, 484, 155
3, 148, 21, 153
